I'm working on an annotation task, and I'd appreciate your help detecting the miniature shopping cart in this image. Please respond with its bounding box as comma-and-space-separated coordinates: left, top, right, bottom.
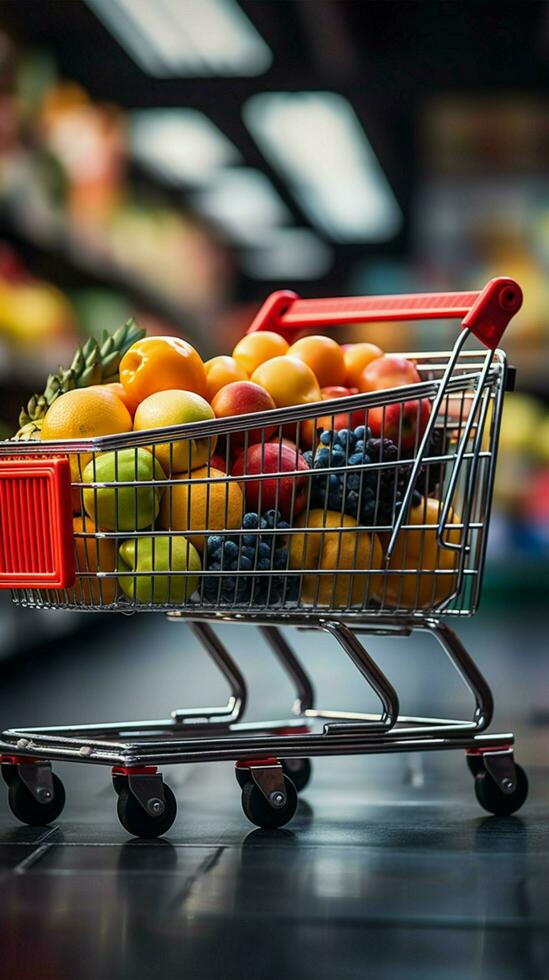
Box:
0, 278, 528, 837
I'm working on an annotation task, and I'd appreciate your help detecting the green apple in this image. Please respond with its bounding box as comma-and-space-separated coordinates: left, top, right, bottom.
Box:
118, 535, 201, 604
83, 448, 165, 531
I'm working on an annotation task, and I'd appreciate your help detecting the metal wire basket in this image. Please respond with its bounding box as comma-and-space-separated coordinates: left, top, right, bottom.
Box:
1, 346, 505, 621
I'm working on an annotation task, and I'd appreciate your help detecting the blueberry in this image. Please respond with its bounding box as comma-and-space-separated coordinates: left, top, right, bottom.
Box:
346, 471, 362, 491
337, 428, 351, 448
328, 473, 341, 490
353, 425, 366, 441
243, 533, 258, 547
319, 430, 333, 446
277, 519, 290, 531
223, 540, 238, 559
257, 557, 271, 571
412, 490, 422, 508
302, 450, 314, 467
222, 577, 237, 594
238, 555, 253, 571
348, 452, 365, 467
242, 512, 259, 529
207, 535, 225, 554
208, 560, 221, 571
314, 447, 331, 469
260, 517, 270, 530
263, 509, 281, 528
273, 549, 288, 570
257, 542, 271, 560
331, 448, 346, 466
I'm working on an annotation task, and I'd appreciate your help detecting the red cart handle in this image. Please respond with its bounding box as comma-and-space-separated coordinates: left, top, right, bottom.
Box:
246, 276, 522, 350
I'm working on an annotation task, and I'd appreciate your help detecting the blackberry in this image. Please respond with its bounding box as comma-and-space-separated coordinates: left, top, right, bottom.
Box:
203, 509, 298, 606
309, 425, 408, 526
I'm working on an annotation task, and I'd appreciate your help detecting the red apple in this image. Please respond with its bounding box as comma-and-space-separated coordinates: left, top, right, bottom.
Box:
211, 381, 277, 454
368, 398, 431, 451
359, 355, 420, 393
232, 442, 310, 520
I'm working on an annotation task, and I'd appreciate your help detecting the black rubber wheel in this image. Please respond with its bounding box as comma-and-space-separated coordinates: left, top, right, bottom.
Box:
112, 774, 126, 796
235, 767, 252, 790
117, 784, 177, 838
241, 774, 298, 829
465, 754, 484, 778
474, 764, 528, 816
281, 758, 312, 793
1, 764, 17, 787
8, 772, 65, 826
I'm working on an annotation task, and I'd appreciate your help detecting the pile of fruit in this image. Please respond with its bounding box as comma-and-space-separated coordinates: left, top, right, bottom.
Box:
16, 321, 458, 610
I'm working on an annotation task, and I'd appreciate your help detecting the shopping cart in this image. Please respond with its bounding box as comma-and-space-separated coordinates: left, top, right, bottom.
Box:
0, 278, 528, 837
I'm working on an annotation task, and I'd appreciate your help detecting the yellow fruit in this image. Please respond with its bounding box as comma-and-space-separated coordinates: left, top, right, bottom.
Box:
290, 510, 383, 606
383, 497, 461, 609
69, 515, 117, 605
251, 356, 321, 408
42, 385, 132, 442
232, 331, 289, 376
159, 465, 243, 553
133, 389, 217, 474
41, 385, 133, 489
204, 355, 248, 401
287, 335, 346, 388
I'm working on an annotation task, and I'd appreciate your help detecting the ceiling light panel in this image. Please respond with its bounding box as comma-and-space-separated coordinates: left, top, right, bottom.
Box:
192, 168, 292, 245
243, 92, 402, 242
86, 0, 272, 77
240, 228, 334, 280
130, 109, 241, 186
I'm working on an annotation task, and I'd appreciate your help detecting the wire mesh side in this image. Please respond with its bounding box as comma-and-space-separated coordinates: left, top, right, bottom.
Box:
7, 348, 505, 620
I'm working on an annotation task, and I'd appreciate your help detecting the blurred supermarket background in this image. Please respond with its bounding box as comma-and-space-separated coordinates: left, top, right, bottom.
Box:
0, 0, 548, 657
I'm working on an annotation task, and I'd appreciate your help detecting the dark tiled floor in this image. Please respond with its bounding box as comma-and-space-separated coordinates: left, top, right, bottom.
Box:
0, 609, 547, 979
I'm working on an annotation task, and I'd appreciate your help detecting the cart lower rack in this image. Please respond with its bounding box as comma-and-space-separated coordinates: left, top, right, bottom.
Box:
0, 279, 528, 835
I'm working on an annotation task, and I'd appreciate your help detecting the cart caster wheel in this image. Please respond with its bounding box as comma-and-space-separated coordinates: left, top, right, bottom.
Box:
474, 764, 528, 816
8, 772, 65, 826
117, 784, 177, 838
1, 763, 18, 787
235, 766, 252, 790
281, 758, 312, 793
241, 774, 297, 829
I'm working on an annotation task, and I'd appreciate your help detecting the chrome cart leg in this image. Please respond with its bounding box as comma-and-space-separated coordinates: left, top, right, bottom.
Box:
315, 620, 400, 732
424, 619, 494, 733
169, 621, 247, 726
258, 625, 316, 792
259, 625, 315, 715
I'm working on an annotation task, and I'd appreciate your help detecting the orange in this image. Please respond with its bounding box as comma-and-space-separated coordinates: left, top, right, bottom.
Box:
204, 355, 248, 401
69, 515, 117, 605
383, 498, 460, 609
232, 331, 289, 376
343, 343, 384, 388
41, 385, 133, 486
251, 356, 321, 409
119, 336, 207, 406
287, 335, 346, 388
290, 510, 383, 606
159, 465, 243, 553
103, 382, 138, 417
133, 389, 216, 474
